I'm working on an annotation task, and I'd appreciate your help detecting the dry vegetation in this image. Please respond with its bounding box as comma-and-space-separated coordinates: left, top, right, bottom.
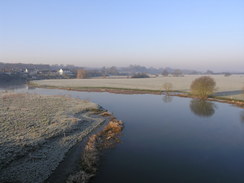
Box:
66, 119, 123, 183
163, 82, 173, 94
190, 76, 216, 99
32, 75, 244, 100
0, 92, 108, 183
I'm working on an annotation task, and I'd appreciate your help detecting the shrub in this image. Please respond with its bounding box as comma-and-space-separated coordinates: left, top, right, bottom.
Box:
190, 76, 216, 99
224, 72, 231, 77
131, 73, 149, 78
172, 69, 184, 77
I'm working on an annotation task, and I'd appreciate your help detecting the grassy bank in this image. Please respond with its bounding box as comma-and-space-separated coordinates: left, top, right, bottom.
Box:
30, 75, 244, 105
31, 75, 244, 97
0, 92, 109, 183
66, 117, 123, 183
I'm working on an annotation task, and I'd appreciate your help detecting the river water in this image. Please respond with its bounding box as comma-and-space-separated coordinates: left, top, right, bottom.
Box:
2, 86, 244, 183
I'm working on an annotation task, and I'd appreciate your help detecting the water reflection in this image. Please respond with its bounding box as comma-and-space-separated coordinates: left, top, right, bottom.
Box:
162, 95, 173, 103
240, 111, 244, 123
0, 82, 27, 90
190, 99, 216, 117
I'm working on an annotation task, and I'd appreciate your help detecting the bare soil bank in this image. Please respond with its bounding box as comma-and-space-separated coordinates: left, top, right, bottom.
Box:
0, 92, 108, 183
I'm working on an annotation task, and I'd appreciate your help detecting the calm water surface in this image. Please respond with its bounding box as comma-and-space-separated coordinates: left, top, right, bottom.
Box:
3, 86, 244, 183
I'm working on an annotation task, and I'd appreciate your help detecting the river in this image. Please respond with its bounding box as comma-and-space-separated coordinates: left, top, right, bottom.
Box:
2, 85, 244, 183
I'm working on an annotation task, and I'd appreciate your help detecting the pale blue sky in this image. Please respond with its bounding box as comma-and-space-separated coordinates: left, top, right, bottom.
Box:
0, 0, 243, 71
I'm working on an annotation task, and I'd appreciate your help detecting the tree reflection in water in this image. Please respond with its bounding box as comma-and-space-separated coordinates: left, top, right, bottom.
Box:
240, 111, 244, 123
162, 95, 173, 103
190, 99, 216, 117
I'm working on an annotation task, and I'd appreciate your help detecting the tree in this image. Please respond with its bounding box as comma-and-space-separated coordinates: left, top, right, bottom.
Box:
131, 73, 149, 78
108, 66, 119, 75
224, 72, 231, 77
190, 76, 216, 99
163, 82, 173, 94
172, 69, 183, 77
205, 70, 214, 75
162, 69, 169, 76
101, 66, 107, 77
76, 69, 87, 79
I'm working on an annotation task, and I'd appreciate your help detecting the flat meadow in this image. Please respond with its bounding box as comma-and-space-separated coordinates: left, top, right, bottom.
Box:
33, 75, 244, 100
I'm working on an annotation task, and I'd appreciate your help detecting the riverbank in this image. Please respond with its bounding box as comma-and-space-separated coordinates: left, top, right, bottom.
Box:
0, 92, 111, 183
66, 118, 123, 183
30, 75, 244, 98
29, 80, 244, 108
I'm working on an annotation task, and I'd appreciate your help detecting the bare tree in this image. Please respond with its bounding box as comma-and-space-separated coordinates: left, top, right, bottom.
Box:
190, 76, 216, 99
163, 82, 173, 94
77, 69, 87, 79
172, 69, 183, 77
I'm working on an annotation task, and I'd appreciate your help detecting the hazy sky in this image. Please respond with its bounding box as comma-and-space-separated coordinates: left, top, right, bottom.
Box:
0, 0, 243, 71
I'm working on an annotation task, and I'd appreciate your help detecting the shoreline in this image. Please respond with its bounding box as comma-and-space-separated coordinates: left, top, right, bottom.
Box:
66, 117, 123, 183
46, 112, 121, 183
29, 84, 244, 108
28, 83, 163, 95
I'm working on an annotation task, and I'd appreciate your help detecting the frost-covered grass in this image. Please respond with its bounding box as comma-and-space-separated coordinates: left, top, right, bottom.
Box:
33, 75, 244, 100
0, 92, 106, 183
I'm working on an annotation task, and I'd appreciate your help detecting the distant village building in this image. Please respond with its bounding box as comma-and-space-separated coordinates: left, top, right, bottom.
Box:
24, 68, 28, 73
76, 69, 87, 79
58, 69, 64, 75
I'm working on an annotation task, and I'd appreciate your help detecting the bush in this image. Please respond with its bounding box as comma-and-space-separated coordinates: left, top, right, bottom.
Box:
131, 73, 149, 78
190, 76, 216, 99
224, 72, 231, 77
172, 69, 184, 77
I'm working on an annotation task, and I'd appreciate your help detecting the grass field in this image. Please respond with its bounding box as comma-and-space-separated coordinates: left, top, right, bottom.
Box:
32, 75, 244, 100
0, 92, 107, 183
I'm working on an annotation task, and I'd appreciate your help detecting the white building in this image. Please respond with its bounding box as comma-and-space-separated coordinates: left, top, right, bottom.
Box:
58, 69, 64, 75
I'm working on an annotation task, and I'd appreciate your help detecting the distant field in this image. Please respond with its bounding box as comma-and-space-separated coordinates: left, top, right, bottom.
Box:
33, 75, 244, 100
